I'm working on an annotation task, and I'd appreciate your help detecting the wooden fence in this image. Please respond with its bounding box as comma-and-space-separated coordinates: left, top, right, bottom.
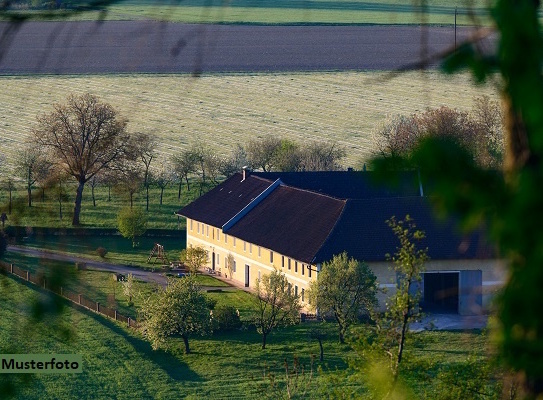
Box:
0, 260, 138, 329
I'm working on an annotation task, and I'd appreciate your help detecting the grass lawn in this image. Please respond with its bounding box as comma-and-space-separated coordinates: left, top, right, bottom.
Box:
0, 273, 495, 399
6, 231, 185, 268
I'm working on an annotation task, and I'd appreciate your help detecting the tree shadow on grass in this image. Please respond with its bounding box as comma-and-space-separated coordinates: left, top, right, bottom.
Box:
6, 275, 201, 383
73, 304, 202, 382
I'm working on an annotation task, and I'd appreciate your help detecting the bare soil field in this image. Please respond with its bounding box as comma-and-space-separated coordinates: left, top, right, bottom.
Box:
0, 21, 495, 74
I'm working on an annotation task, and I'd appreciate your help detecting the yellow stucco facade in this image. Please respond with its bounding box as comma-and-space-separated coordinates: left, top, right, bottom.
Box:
186, 218, 317, 306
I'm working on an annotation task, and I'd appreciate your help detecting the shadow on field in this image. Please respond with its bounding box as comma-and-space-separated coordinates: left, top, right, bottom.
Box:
77, 306, 202, 382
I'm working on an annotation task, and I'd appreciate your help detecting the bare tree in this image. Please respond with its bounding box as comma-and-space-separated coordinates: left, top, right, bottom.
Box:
246, 136, 282, 172
152, 161, 174, 206
171, 149, 197, 200
32, 93, 132, 225
219, 145, 248, 178
299, 141, 346, 171
15, 145, 49, 207
133, 132, 157, 211
113, 162, 144, 208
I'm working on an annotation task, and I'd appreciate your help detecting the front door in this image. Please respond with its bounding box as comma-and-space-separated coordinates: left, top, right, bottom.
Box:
245, 264, 250, 287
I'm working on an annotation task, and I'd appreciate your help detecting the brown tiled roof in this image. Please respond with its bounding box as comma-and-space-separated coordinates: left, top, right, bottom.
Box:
226, 186, 346, 263
177, 173, 274, 228
177, 171, 494, 264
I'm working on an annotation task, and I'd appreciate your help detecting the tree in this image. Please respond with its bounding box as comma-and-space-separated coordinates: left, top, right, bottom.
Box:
373, 104, 503, 169
308, 252, 377, 344
133, 132, 157, 211
32, 93, 132, 225
15, 145, 49, 207
246, 136, 282, 172
253, 269, 301, 349
180, 246, 208, 274
299, 141, 346, 171
140, 276, 212, 353
226, 253, 235, 280
219, 145, 249, 178
171, 149, 197, 199
122, 273, 135, 306
113, 163, 144, 208
117, 207, 148, 248
152, 161, 174, 206
1, 177, 16, 215
376, 215, 428, 385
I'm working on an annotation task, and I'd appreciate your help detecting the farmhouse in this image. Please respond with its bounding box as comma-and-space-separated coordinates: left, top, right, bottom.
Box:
176, 169, 505, 316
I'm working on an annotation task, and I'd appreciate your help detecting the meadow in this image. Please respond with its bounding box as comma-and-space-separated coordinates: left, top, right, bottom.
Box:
0, 272, 494, 399
0, 71, 499, 174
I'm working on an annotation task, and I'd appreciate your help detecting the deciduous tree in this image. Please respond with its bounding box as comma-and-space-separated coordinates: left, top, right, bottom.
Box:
32, 93, 132, 225
117, 206, 148, 248
308, 252, 377, 344
376, 215, 428, 385
253, 269, 301, 349
180, 246, 208, 274
140, 276, 212, 353
15, 145, 50, 207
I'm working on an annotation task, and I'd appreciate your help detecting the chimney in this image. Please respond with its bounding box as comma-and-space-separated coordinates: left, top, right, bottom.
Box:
242, 166, 249, 181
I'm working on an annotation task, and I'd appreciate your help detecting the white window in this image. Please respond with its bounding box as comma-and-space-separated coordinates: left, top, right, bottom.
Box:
270, 251, 274, 263
295, 261, 298, 273
197, 222, 200, 234
249, 243, 252, 254
206, 225, 209, 237
190, 220, 193, 231
302, 288, 305, 302
288, 259, 291, 270
295, 285, 298, 297
302, 264, 305, 276
217, 228, 220, 241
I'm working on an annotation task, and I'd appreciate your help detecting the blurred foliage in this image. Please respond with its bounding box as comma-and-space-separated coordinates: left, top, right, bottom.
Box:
373, 0, 543, 396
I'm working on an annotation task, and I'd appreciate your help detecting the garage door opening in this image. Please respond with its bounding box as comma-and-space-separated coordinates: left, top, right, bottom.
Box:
422, 272, 459, 314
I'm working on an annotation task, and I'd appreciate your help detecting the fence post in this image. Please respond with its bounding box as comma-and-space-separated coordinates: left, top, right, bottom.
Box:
10, 264, 13, 274
128, 317, 131, 328
78, 294, 82, 304
43, 277, 46, 289
60, 287, 63, 297
26, 271, 29, 281
114, 310, 117, 320
96, 302, 99, 312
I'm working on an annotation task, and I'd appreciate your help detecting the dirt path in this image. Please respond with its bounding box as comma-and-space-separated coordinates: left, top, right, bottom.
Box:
7, 245, 169, 286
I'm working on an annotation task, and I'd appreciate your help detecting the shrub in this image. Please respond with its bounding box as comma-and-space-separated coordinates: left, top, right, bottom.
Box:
212, 304, 242, 332
96, 247, 108, 258
0, 231, 7, 259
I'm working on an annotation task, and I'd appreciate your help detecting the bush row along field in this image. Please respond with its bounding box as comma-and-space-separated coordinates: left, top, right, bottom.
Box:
0, 269, 492, 399
0, 71, 499, 174
3, 0, 493, 25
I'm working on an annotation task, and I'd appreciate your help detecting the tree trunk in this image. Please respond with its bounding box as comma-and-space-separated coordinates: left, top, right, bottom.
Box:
130, 192, 133, 208
27, 185, 32, 207
146, 184, 149, 211
318, 339, 324, 362
185, 176, 190, 191
8, 188, 12, 214
182, 335, 190, 354
395, 311, 410, 382
178, 181, 182, 200
72, 180, 85, 226
261, 332, 267, 349
108, 185, 111, 202
58, 180, 63, 220
160, 187, 164, 205
92, 185, 96, 207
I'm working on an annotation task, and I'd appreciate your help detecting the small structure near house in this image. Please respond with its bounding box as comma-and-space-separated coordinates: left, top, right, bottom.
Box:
147, 243, 169, 265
